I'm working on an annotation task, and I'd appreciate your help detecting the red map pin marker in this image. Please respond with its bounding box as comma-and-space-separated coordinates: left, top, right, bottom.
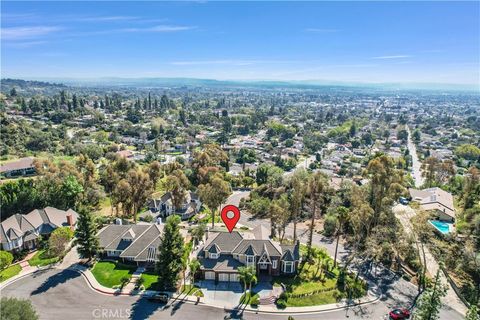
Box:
221, 205, 241, 233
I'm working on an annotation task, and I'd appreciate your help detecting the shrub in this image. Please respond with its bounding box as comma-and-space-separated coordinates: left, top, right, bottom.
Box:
0, 251, 13, 270
250, 294, 259, 307
323, 214, 337, 237
143, 215, 154, 223
276, 299, 287, 309
0, 297, 39, 320
120, 276, 130, 288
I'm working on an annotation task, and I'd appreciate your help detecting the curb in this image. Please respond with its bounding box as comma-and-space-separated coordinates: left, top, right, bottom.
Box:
0, 264, 57, 290
2, 265, 382, 315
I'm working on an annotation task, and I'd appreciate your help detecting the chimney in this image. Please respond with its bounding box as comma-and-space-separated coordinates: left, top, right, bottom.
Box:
66, 214, 74, 230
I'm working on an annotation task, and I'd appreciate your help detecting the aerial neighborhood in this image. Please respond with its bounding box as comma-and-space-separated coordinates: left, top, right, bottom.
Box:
1, 77, 478, 320
0, 2, 479, 320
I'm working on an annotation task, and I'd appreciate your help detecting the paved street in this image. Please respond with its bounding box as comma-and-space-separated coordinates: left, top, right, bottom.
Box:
2, 266, 463, 320
407, 127, 425, 188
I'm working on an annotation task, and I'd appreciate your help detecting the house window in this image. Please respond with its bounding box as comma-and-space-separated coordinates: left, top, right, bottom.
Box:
283, 261, 294, 273
210, 253, 219, 259
272, 260, 277, 269
246, 255, 255, 266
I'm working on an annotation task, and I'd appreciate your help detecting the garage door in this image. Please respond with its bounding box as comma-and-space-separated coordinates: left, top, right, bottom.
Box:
218, 273, 230, 282
229, 274, 240, 282
205, 271, 215, 280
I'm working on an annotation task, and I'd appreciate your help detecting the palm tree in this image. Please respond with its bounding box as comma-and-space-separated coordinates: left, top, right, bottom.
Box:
189, 259, 201, 284
306, 172, 332, 260
238, 266, 257, 295
334, 206, 349, 267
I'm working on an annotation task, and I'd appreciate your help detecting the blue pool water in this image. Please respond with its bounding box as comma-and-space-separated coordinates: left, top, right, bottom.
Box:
429, 220, 452, 234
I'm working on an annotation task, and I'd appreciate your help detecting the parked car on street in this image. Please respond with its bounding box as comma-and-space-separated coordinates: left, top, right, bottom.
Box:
389, 308, 411, 319
147, 293, 170, 303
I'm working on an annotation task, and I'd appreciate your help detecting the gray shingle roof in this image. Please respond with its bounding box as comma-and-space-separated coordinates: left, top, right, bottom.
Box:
205, 231, 243, 253
232, 240, 282, 257
200, 255, 244, 272
120, 224, 163, 259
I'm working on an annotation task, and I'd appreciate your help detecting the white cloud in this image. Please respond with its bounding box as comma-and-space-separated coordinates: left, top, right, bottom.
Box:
75, 15, 139, 22
371, 55, 412, 59
3, 40, 48, 48
1, 26, 61, 40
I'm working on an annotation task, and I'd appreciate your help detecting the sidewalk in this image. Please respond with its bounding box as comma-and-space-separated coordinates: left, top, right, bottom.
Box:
394, 204, 468, 315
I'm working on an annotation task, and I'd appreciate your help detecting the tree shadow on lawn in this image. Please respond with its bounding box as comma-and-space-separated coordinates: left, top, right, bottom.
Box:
31, 269, 80, 295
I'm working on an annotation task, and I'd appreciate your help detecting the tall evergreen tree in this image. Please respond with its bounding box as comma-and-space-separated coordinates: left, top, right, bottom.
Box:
156, 215, 184, 291
413, 268, 447, 320
74, 209, 99, 260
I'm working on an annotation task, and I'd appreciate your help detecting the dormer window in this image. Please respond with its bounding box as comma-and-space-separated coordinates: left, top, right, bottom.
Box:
246, 255, 255, 266
208, 244, 220, 259
122, 228, 135, 242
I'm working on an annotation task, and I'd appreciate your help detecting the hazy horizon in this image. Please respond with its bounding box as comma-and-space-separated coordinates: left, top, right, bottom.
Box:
2, 2, 479, 87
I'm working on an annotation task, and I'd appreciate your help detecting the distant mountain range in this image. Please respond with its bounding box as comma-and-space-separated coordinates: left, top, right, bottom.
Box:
2, 77, 479, 93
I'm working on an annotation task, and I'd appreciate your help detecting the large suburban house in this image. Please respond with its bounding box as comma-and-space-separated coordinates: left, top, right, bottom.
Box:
0, 207, 78, 251
97, 222, 164, 266
197, 225, 300, 282
0, 157, 36, 178
149, 191, 201, 220
409, 187, 455, 222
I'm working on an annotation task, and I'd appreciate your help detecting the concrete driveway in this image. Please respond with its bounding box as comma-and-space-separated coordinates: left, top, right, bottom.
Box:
196, 280, 243, 307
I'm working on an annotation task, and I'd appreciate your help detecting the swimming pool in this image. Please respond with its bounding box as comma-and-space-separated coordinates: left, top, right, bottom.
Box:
429, 220, 452, 234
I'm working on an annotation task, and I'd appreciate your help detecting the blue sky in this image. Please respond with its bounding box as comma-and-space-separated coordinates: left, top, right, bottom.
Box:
1, 1, 479, 86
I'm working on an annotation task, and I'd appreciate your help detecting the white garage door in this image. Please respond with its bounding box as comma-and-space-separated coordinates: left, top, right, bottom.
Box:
229, 274, 240, 282
205, 271, 215, 280
218, 273, 230, 282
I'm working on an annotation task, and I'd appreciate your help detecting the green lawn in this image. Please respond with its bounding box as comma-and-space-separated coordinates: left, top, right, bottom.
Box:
272, 245, 354, 307
28, 249, 60, 267
140, 272, 160, 290
0, 264, 22, 282
285, 290, 338, 306
91, 261, 136, 288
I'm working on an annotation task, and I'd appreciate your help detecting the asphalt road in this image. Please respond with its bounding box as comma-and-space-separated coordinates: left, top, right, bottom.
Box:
2, 267, 463, 320
407, 127, 425, 188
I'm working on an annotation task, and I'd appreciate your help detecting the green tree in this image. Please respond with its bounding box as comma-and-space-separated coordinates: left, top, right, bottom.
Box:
198, 174, 231, 229
146, 161, 162, 189
156, 215, 184, 291
466, 305, 480, 320
0, 251, 13, 270
414, 269, 447, 320
189, 258, 201, 284
413, 129, 421, 142
60, 175, 84, 209
74, 209, 99, 261
48, 226, 74, 257
238, 266, 257, 293
0, 297, 38, 320
306, 172, 333, 260
191, 223, 206, 245
290, 169, 308, 241
333, 206, 349, 267
164, 169, 190, 212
